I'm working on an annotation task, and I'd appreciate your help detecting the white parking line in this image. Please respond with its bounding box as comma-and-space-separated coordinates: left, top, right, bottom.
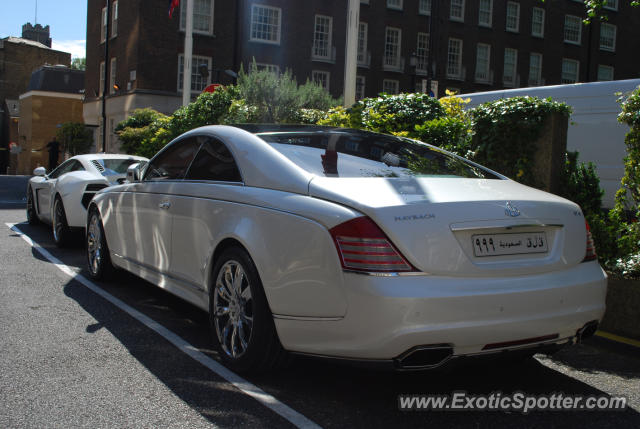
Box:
6, 222, 322, 429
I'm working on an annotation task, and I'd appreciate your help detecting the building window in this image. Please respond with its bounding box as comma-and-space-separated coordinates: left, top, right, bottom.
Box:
383, 79, 399, 94
447, 38, 463, 79
529, 53, 542, 86
109, 58, 117, 94
387, 0, 403, 10
450, 0, 465, 22
475, 43, 491, 83
478, 0, 492, 27
564, 15, 582, 44
99, 61, 105, 95
356, 76, 366, 100
604, 0, 618, 10
180, 0, 214, 34
531, 8, 545, 37
111, 1, 118, 37
384, 27, 402, 70
506, 2, 520, 32
255, 63, 280, 74
178, 55, 212, 92
357, 22, 368, 66
416, 32, 429, 74
597, 65, 614, 81
600, 23, 616, 51
101, 7, 107, 43
313, 15, 333, 60
419, 0, 431, 15
503, 48, 517, 87
312, 70, 330, 91
561, 58, 580, 83
250, 4, 281, 44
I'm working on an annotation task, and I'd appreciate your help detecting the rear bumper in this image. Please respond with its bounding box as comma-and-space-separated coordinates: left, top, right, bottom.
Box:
274, 261, 607, 361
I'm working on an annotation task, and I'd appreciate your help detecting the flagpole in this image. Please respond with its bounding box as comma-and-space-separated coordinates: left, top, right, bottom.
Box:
182, 0, 194, 106
343, 0, 359, 107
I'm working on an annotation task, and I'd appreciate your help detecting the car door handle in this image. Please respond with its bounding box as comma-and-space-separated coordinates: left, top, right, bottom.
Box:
158, 201, 171, 210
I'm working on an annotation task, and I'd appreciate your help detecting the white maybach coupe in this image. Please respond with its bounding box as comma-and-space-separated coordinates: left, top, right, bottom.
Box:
27, 154, 148, 246
86, 125, 607, 372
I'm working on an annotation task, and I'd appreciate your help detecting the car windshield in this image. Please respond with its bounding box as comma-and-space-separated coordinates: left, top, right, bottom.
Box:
256, 131, 500, 179
94, 159, 140, 176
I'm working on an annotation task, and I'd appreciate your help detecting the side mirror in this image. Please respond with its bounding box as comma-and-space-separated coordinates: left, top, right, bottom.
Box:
33, 167, 46, 177
126, 161, 147, 183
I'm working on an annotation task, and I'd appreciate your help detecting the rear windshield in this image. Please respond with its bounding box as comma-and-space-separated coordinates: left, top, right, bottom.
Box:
256, 131, 500, 179
94, 159, 141, 176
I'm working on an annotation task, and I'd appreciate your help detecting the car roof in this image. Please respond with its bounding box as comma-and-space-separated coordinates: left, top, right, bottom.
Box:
71, 154, 148, 162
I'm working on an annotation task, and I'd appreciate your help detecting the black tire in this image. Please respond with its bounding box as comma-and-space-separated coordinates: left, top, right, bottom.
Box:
26, 188, 40, 225
86, 207, 115, 280
209, 246, 289, 373
52, 196, 71, 247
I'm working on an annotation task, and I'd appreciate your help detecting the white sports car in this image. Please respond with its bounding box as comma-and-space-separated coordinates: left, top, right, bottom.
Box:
27, 153, 148, 246
86, 125, 607, 373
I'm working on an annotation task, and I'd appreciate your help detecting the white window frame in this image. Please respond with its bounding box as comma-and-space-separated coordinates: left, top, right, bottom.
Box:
419, 0, 431, 16
180, 0, 215, 35
528, 53, 542, 86
356, 76, 366, 100
446, 38, 463, 79
597, 65, 614, 81
531, 7, 545, 37
599, 23, 616, 52
382, 79, 399, 95
450, 0, 465, 22
475, 43, 491, 83
387, 0, 403, 11
255, 63, 280, 74
357, 22, 368, 66
111, 1, 118, 38
503, 48, 518, 87
561, 58, 580, 84
312, 15, 333, 60
109, 58, 117, 94
249, 4, 281, 45
383, 27, 402, 71
478, 0, 493, 28
100, 7, 107, 43
178, 54, 212, 93
564, 15, 582, 45
99, 61, 105, 95
416, 32, 429, 74
603, 0, 618, 11
506, 2, 520, 33
312, 70, 330, 91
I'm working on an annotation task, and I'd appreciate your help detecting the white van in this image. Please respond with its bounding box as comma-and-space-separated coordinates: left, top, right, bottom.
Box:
459, 79, 640, 208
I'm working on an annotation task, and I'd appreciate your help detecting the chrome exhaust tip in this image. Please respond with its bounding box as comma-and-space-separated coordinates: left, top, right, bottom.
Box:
395, 344, 454, 370
576, 320, 599, 343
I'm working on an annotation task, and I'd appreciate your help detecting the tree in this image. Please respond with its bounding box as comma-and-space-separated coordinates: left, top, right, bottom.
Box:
542, 0, 639, 22
71, 57, 86, 71
56, 122, 93, 155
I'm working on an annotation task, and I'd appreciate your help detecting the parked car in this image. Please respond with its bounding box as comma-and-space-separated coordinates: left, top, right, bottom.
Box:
27, 154, 148, 246
86, 125, 607, 373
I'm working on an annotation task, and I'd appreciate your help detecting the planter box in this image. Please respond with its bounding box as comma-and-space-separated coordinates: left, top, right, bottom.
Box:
599, 277, 640, 340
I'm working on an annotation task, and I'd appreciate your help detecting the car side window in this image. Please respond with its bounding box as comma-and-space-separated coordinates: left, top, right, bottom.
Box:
185, 138, 243, 182
144, 138, 200, 181
48, 160, 83, 179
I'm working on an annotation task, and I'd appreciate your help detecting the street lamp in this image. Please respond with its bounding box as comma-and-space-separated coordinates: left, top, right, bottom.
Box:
409, 52, 418, 93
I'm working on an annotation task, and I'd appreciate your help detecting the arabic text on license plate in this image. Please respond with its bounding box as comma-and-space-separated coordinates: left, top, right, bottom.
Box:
472, 232, 548, 257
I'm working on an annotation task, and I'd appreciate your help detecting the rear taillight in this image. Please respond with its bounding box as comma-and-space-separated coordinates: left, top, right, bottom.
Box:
583, 220, 597, 262
329, 216, 416, 273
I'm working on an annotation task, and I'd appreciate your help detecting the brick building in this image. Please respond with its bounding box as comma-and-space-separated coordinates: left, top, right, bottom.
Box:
0, 35, 71, 173
84, 0, 640, 151
17, 66, 85, 175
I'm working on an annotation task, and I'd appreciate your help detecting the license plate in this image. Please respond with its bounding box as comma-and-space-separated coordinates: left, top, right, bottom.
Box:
472, 232, 548, 257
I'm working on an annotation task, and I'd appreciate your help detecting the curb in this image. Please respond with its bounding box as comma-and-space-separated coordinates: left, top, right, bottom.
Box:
595, 330, 640, 348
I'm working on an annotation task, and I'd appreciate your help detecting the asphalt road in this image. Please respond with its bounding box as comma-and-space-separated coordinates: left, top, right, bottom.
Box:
1, 176, 639, 428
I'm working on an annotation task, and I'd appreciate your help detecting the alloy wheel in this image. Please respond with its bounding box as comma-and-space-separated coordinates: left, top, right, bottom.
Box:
87, 213, 103, 275
213, 260, 254, 359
